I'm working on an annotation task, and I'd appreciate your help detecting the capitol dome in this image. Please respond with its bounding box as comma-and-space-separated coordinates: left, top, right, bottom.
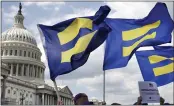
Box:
1, 3, 45, 85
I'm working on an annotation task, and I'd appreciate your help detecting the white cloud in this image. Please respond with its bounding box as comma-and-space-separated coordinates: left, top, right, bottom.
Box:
2, 5, 27, 25
106, 2, 156, 19
2, 2, 173, 105
41, 2, 173, 104
23, 2, 65, 7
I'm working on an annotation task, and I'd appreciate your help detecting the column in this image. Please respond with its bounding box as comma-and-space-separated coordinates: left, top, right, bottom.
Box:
53, 95, 55, 105
26, 51, 28, 57
51, 96, 53, 105
52, 96, 54, 105
64, 97, 66, 105
65, 97, 66, 105
21, 64, 24, 76
10, 64, 13, 76
47, 95, 49, 105
62, 97, 64, 105
45, 94, 47, 105
1, 75, 7, 105
42, 93, 44, 105
49, 95, 51, 105
27, 64, 30, 77
42, 69, 44, 79
16, 64, 19, 76
3, 49, 5, 55
38, 68, 41, 78
12, 49, 14, 56
44, 94, 46, 105
8, 49, 10, 55
48, 95, 50, 105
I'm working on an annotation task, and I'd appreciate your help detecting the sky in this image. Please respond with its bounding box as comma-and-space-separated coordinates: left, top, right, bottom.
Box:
1, 1, 174, 105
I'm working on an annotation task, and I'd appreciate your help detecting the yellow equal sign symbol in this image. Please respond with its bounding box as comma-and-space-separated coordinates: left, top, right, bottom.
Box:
148, 55, 174, 76
122, 20, 161, 57
57, 18, 98, 63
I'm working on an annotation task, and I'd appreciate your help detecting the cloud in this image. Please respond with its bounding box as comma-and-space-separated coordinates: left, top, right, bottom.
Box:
2, 5, 27, 25
23, 2, 65, 7
41, 2, 173, 104
2, 2, 173, 105
106, 2, 156, 19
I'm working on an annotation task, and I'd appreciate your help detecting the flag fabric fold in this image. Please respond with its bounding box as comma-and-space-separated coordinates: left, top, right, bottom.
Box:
135, 46, 174, 87
38, 5, 111, 80
103, 2, 174, 70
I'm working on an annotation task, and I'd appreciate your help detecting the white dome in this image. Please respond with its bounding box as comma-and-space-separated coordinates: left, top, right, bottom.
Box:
1, 7, 37, 45
1, 27, 37, 45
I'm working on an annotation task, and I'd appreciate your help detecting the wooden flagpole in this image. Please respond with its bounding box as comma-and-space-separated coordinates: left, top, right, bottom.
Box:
53, 80, 61, 105
103, 70, 106, 103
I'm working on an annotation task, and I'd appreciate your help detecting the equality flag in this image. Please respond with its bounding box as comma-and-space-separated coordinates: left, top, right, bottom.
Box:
135, 46, 174, 86
38, 6, 111, 80
103, 2, 174, 70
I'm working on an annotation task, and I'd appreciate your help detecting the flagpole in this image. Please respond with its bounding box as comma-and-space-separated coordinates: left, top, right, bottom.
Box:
53, 80, 60, 105
103, 70, 105, 103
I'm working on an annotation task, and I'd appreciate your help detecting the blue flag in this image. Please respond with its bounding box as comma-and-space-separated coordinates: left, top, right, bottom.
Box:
135, 46, 174, 87
103, 2, 174, 70
38, 6, 111, 80
154, 45, 174, 50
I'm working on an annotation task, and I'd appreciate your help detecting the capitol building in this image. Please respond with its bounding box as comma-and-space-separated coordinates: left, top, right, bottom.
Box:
1, 3, 74, 105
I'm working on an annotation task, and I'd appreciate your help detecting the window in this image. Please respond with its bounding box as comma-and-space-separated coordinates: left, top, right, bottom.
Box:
30, 94, 32, 98
26, 94, 28, 97
29, 66, 31, 77
35, 69, 37, 77
18, 64, 22, 76
19, 50, 22, 56
10, 50, 13, 55
13, 64, 16, 75
37, 69, 40, 78
35, 53, 36, 59
24, 65, 27, 76
32, 53, 34, 58
28, 52, 30, 57
8, 64, 11, 74
24, 51, 26, 57
15, 50, 17, 56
